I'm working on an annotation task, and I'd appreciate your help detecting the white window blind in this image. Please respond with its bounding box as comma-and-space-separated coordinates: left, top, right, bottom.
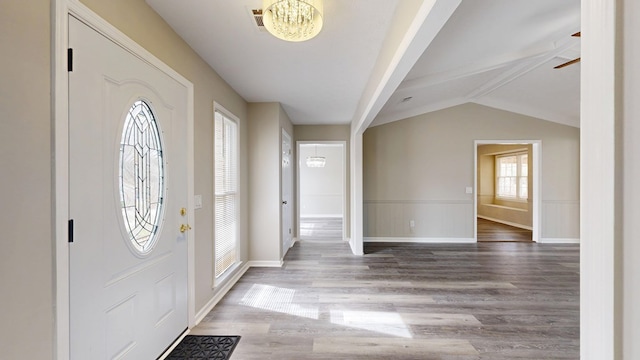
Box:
214, 109, 238, 279
496, 152, 528, 200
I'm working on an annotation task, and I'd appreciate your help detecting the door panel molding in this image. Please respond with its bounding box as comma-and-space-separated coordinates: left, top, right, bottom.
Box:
54, 1, 195, 358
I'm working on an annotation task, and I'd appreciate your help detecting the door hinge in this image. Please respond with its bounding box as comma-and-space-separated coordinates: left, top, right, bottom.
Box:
68, 219, 74, 243
67, 48, 73, 72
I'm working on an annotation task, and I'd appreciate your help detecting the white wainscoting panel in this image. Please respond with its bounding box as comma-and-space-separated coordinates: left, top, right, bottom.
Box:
541, 200, 580, 241
364, 200, 474, 239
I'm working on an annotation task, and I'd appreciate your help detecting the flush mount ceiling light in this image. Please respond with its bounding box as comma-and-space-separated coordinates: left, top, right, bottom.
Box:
262, 0, 323, 42
306, 145, 326, 167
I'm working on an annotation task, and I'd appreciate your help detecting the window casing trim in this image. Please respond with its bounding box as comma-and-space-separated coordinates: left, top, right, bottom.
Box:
212, 102, 241, 288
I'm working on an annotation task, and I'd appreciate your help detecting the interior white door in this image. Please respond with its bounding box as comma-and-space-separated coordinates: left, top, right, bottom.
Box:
69, 15, 189, 359
281, 130, 293, 254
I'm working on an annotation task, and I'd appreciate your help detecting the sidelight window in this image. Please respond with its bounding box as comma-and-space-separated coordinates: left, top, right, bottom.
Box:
214, 106, 239, 280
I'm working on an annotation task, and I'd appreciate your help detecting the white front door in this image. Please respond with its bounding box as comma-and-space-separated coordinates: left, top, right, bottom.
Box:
69, 15, 189, 359
281, 130, 293, 254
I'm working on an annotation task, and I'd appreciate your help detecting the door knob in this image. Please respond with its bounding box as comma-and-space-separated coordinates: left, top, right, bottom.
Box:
282, 201, 287, 205
180, 224, 191, 233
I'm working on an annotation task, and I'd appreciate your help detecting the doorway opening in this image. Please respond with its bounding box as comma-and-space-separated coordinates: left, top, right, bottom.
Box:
297, 142, 346, 242
474, 140, 541, 242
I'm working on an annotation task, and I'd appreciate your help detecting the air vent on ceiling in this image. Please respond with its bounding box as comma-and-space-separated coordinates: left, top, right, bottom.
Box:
251, 9, 266, 31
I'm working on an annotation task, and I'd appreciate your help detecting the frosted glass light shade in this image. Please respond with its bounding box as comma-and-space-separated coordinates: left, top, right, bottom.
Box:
262, 0, 323, 42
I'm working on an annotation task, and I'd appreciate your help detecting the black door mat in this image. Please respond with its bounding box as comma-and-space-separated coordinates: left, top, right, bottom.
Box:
166, 335, 240, 360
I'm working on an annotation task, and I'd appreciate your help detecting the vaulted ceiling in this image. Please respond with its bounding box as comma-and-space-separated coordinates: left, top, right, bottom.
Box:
147, 0, 581, 129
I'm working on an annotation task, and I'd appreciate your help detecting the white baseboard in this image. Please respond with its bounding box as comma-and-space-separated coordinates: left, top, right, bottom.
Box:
193, 259, 284, 326
194, 262, 250, 326
538, 238, 580, 244
247, 260, 284, 267
364, 237, 476, 243
477, 215, 533, 230
300, 215, 343, 218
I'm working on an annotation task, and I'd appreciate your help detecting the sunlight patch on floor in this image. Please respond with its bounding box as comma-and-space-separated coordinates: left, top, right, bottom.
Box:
330, 310, 413, 338
240, 284, 319, 319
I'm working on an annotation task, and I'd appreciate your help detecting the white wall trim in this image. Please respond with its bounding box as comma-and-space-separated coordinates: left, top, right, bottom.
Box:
196, 263, 250, 324
364, 237, 475, 244
281, 128, 294, 259
350, 132, 365, 255
477, 215, 532, 231
54, 1, 195, 358
300, 214, 344, 218
247, 260, 284, 268
212, 102, 242, 289
538, 238, 580, 244
581, 0, 618, 358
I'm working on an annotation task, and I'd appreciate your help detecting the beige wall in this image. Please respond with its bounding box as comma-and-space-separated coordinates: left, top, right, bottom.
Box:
0, 0, 53, 358
294, 125, 351, 236
363, 103, 579, 241
249, 102, 293, 261
477, 144, 532, 228
622, 0, 640, 355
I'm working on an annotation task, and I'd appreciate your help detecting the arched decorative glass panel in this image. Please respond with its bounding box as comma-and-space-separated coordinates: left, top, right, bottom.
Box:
119, 100, 165, 254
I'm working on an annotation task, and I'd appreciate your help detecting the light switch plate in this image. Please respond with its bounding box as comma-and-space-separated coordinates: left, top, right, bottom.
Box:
465, 187, 473, 194
194, 194, 203, 209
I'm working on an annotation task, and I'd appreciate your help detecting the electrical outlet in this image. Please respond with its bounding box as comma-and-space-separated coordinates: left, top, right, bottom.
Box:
410, 220, 415, 227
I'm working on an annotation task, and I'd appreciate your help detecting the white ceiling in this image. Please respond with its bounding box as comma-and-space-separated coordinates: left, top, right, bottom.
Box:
146, 0, 581, 128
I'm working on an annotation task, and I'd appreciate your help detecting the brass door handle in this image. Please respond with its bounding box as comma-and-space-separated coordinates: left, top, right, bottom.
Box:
180, 224, 192, 233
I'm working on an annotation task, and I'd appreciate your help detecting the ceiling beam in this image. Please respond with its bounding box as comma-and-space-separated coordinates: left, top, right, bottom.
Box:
465, 34, 580, 100
350, 0, 462, 134
398, 44, 557, 92
370, 97, 467, 127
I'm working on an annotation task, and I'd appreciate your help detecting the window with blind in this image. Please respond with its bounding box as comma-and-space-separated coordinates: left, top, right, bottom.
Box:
214, 108, 239, 280
496, 152, 528, 200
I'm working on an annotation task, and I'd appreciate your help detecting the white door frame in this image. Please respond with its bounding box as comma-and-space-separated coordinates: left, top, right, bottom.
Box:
473, 140, 541, 242
296, 141, 348, 241
281, 129, 294, 256
53, 1, 195, 358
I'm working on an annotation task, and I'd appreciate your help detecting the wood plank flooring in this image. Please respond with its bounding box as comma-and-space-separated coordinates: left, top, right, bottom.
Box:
193, 241, 579, 359
477, 218, 533, 242
299, 217, 343, 241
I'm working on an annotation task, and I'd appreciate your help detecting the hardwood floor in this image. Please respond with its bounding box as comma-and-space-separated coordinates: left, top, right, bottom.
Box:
477, 218, 533, 242
193, 241, 579, 359
299, 217, 343, 241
